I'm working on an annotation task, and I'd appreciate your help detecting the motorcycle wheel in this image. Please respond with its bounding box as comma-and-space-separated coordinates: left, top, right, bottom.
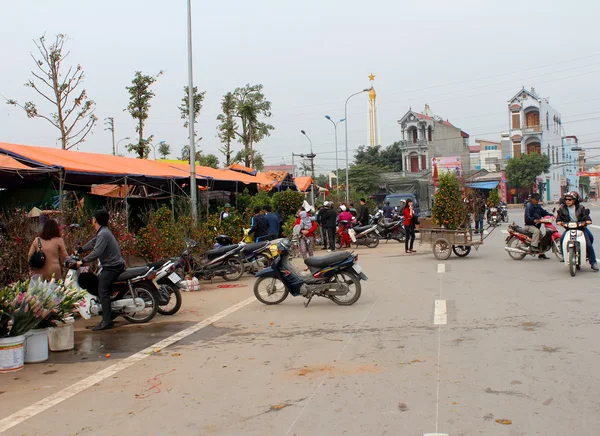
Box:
365, 235, 380, 248
328, 271, 362, 306
393, 230, 406, 243
452, 245, 471, 257
506, 237, 526, 261
122, 283, 159, 324
222, 258, 244, 281
568, 246, 576, 277
253, 277, 289, 305
157, 284, 182, 316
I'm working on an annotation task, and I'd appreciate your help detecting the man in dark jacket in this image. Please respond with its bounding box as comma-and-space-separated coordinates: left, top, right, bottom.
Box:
263, 205, 279, 240
77, 209, 125, 331
556, 192, 597, 270
320, 201, 338, 251
249, 207, 270, 242
523, 193, 553, 252
358, 198, 370, 226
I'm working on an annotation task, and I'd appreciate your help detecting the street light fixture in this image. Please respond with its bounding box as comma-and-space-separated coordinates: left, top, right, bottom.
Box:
325, 115, 345, 198
116, 137, 130, 156
344, 89, 370, 203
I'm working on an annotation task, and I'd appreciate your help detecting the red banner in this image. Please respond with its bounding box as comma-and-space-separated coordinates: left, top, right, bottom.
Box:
577, 172, 600, 176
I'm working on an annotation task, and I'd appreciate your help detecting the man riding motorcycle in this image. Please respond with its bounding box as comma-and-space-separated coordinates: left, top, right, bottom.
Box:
524, 193, 554, 259
556, 191, 598, 271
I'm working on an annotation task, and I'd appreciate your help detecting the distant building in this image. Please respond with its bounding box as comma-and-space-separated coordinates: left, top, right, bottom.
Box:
397, 104, 470, 174
469, 139, 503, 172
562, 136, 580, 195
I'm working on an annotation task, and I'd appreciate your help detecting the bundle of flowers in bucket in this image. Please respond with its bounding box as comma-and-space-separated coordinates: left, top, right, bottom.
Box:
0, 279, 60, 371
38, 284, 86, 352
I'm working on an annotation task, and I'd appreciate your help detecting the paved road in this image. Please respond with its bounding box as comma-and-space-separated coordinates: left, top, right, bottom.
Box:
2, 207, 600, 436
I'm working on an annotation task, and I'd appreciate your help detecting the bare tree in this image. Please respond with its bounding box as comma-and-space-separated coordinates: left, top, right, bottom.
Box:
6, 34, 97, 150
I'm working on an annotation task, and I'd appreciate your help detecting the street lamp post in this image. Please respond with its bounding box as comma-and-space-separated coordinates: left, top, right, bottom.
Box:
344, 89, 370, 203
300, 130, 316, 206
325, 115, 345, 199
116, 137, 130, 156
151, 140, 165, 160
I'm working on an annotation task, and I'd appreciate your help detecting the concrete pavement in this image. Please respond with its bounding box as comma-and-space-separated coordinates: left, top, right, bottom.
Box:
2, 208, 600, 436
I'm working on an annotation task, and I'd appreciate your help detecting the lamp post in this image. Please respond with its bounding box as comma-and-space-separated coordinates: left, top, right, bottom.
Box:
300, 130, 316, 206
344, 89, 370, 203
325, 115, 345, 198
150, 140, 165, 160
116, 137, 130, 156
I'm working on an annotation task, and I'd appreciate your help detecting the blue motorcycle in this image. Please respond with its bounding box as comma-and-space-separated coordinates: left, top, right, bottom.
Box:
254, 239, 368, 307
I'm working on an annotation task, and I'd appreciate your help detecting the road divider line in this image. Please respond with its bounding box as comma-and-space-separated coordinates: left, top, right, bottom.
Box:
433, 300, 447, 325
0, 296, 256, 434
437, 264, 446, 274
590, 225, 600, 230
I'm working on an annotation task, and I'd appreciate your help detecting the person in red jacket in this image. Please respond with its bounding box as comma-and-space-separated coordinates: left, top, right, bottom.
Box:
298, 211, 317, 258
404, 198, 417, 253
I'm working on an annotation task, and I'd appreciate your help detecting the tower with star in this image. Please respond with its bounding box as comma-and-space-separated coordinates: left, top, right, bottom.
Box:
367, 73, 380, 148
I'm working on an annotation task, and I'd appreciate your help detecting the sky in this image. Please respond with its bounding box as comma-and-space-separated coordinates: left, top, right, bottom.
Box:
2, 0, 600, 174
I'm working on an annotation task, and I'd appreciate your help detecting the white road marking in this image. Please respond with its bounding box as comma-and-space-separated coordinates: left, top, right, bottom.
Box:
437, 263, 446, 273
0, 296, 256, 434
433, 300, 447, 325
501, 229, 509, 234
424, 433, 449, 436
589, 225, 600, 230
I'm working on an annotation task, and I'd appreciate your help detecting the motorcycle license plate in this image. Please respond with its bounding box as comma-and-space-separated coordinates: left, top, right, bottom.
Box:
352, 263, 363, 274
168, 272, 182, 284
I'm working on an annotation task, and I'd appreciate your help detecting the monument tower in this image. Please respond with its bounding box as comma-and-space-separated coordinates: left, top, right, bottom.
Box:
367, 73, 381, 148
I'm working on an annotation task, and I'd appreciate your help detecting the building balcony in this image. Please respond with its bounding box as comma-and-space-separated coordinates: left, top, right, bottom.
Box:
523, 125, 542, 134
400, 139, 428, 148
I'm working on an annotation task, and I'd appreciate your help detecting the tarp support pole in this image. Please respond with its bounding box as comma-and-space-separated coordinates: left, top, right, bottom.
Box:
170, 179, 175, 223
124, 176, 129, 232
58, 169, 65, 212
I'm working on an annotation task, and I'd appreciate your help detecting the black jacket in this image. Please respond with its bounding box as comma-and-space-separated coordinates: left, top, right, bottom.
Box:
556, 203, 590, 224
249, 214, 270, 241
524, 202, 553, 226
359, 205, 370, 226
320, 208, 337, 228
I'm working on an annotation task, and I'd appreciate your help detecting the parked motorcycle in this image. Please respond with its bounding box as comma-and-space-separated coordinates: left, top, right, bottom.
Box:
174, 237, 245, 281
147, 258, 184, 315
562, 221, 588, 277
504, 215, 562, 261
214, 234, 273, 274
253, 238, 368, 307
336, 223, 379, 249
64, 255, 159, 323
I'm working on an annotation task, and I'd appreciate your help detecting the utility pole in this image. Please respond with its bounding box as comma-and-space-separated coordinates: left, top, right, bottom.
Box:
104, 117, 116, 155
293, 151, 316, 206
186, 0, 198, 221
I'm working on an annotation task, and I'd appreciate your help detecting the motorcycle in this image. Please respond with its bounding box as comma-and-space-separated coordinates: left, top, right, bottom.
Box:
504, 215, 562, 261
214, 234, 273, 274
372, 210, 405, 243
336, 222, 379, 249
147, 259, 184, 315
487, 207, 500, 226
64, 255, 160, 324
174, 237, 245, 281
498, 204, 509, 222
562, 221, 588, 277
253, 238, 368, 307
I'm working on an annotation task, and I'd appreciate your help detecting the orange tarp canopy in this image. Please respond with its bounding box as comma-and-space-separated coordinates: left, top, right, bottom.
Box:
165, 162, 258, 185
226, 163, 257, 175
294, 176, 313, 192
0, 154, 41, 170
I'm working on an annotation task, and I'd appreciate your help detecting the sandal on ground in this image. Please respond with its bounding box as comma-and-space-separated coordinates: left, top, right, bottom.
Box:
410, 249, 417, 253
405, 250, 411, 254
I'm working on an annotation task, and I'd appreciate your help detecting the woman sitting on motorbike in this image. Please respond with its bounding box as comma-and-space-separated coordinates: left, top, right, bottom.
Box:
337, 205, 354, 248
556, 191, 598, 271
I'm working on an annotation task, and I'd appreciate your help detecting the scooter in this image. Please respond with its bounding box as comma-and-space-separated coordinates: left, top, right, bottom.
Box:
147, 259, 184, 315
347, 224, 380, 248
64, 255, 160, 324
488, 207, 500, 226
375, 219, 405, 242
174, 238, 245, 281
562, 222, 588, 277
214, 234, 272, 274
253, 238, 368, 307
504, 215, 562, 261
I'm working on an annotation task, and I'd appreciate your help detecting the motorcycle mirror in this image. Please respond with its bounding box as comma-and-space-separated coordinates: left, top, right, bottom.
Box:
552, 208, 556, 213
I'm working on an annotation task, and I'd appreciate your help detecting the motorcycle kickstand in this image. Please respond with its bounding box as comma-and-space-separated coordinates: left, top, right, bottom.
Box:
304, 292, 314, 307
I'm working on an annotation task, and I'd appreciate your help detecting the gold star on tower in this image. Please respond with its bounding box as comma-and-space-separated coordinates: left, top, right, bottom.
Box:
368, 73, 376, 82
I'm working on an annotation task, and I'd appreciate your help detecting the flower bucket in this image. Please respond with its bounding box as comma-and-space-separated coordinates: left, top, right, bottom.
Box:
48, 316, 75, 351
0, 335, 25, 373
24, 329, 49, 363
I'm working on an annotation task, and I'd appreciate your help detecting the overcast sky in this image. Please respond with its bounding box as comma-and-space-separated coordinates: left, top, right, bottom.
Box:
2, 0, 600, 173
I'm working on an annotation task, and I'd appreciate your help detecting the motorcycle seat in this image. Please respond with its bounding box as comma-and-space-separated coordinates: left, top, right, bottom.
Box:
116, 266, 150, 282
353, 225, 373, 233
147, 259, 169, 270
243, 241, 269, 253
514, 226, 533, 237
304, 251, 351, 268
382, 221, 402, 229
205, 245, 238, 257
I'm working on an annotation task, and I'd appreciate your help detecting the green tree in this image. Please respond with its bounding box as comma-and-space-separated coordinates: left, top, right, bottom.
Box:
487, 189, 501, 208
432, 171, 467, 229
125, 71, 163, 158
232, 149, 264, 171
348, 163, 382, 194
216, 92, 237, 166
158, 141, 171, 159
198, 154, 219, 169
178, 85, 205, 132
6, 34, 97, 150
505, 153, 551, 192
180, 144, 201, 163
220, 84, 274, 167
272, 190, 305, 219
353, 142, 403, 172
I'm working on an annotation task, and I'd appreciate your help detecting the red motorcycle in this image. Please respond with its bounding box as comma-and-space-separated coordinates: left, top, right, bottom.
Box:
504, 215, 563, 260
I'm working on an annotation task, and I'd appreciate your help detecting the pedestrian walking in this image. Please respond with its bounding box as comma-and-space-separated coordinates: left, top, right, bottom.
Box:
404, 198, 417, 253
358, 198, 370, 226
320, 201, 337, 252
298, 211, 317, 259
28, 218, 68, 281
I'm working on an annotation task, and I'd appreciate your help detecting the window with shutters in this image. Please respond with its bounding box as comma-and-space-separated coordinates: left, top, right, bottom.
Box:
513, 142, 521, 158
512, 112, 521, 129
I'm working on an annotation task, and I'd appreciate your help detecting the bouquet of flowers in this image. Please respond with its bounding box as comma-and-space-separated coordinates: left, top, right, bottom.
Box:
37, 282, 87, 328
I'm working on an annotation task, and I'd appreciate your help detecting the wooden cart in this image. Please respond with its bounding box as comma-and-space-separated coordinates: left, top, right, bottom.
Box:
419, 225, 497, 260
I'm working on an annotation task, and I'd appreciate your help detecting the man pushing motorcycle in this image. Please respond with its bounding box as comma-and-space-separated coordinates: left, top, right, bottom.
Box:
556, 191, 598, 271
77, 209, 126, 330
